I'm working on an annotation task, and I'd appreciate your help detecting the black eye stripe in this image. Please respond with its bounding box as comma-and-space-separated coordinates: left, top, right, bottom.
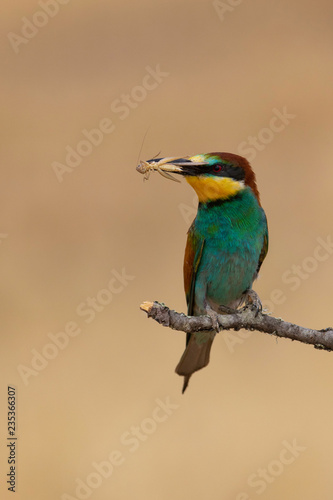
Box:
210, 163, 245, 181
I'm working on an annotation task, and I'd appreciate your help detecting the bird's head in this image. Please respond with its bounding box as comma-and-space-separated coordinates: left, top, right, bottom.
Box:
140, 152, 260, 204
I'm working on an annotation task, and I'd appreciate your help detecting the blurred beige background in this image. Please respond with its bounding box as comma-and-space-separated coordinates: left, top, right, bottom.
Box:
1, 1, 333, 499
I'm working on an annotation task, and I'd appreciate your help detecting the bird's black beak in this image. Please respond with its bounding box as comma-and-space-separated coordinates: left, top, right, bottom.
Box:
139, 156, 209, 176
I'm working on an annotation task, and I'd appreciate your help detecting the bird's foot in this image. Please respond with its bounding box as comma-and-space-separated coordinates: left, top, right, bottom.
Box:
204, 302, 220, 332
241, 289, 262, 317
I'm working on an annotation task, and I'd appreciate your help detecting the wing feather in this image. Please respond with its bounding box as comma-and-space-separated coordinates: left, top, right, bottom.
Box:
257, 213, 269, 274
183, 224, 205, 345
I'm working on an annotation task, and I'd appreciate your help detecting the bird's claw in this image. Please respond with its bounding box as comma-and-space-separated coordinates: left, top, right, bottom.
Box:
241, 289, 262, 317
204, 303, 221, 332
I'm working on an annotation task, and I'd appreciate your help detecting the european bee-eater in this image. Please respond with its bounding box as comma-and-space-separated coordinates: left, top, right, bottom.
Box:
140, 152, 268, 392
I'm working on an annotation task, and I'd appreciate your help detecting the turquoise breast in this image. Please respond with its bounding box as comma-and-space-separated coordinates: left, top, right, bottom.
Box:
192, 188, 267, 315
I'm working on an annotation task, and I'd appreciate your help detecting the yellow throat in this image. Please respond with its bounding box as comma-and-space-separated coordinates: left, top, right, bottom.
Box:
185, 175, 245, 203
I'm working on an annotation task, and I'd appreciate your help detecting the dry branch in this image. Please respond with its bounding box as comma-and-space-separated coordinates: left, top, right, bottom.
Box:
140, 301, 333, 351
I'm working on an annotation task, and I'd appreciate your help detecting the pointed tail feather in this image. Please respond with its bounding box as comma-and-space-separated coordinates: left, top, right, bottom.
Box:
175, 333, 215, 393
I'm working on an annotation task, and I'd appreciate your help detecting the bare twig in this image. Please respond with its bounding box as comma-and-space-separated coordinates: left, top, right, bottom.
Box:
140, 301, 333, 351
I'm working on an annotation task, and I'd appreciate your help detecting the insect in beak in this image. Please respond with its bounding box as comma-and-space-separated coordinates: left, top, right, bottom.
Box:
136, 158, 183, 183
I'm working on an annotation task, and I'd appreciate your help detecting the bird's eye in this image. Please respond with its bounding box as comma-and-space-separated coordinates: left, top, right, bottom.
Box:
213, 164, 223, 173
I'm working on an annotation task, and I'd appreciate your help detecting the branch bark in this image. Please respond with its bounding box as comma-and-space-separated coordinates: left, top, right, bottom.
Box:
140, 301, 333, 351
